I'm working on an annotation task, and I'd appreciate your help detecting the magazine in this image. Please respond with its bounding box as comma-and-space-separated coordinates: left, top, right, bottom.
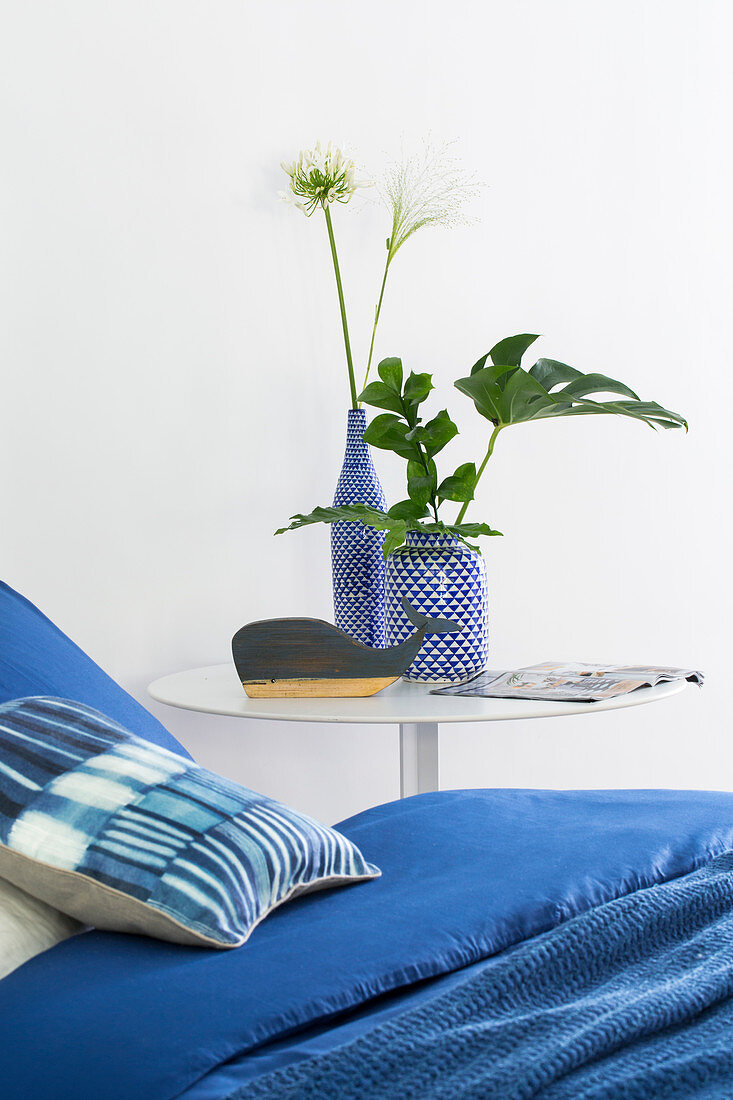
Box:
431, 662, 704, 703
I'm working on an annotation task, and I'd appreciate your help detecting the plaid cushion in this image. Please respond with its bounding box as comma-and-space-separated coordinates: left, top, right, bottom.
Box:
0, 697, 379, 947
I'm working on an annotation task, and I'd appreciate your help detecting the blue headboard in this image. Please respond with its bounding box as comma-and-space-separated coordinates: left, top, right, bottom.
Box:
0, 580, 189, 758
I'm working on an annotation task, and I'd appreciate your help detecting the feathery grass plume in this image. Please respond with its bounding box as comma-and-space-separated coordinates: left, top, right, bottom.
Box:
361, 141, 480, 393
383, 139, 480, 259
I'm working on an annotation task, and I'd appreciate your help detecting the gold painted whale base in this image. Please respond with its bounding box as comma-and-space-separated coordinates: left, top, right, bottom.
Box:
242, 675, 399, 699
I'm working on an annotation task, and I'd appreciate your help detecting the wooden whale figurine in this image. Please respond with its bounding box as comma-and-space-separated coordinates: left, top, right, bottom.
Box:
232, 598, 462, 698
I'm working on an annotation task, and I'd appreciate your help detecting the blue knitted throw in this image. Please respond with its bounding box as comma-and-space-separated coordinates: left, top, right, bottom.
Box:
238, 852, 733, 1099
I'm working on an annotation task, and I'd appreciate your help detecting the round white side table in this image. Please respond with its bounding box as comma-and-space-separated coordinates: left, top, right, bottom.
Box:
148, 665, 688, 798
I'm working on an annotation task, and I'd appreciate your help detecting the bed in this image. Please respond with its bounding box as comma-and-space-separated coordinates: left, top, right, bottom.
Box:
1, 579, 732, 1099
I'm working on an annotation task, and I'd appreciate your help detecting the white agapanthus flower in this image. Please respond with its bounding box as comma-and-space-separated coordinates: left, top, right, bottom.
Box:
279, 141, 371, 216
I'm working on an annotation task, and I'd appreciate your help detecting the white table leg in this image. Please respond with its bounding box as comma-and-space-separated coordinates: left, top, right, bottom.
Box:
399, 722, 440, 798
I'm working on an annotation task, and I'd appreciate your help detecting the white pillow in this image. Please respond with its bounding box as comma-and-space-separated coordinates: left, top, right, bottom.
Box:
0, 876, 82, 979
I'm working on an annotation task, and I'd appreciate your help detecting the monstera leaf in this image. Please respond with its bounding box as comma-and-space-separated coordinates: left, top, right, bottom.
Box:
455, 341, 687, 432
276, 505, 408, 558
470, 333, 541, 373
276, 504, 501, 558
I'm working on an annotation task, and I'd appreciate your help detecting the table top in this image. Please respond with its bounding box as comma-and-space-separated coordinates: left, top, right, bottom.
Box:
148, 664, 688, 725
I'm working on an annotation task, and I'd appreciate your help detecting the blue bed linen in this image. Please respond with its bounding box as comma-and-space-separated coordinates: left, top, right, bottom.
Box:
238, 851, 733, 1099
180, 955, 496, 1098
0, 579, 188, 756
3, 788, 733, 1100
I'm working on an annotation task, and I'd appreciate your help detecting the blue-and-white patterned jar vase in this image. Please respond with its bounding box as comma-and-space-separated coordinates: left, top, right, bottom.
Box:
331, 409, 387, 648
385, 530, 488, 682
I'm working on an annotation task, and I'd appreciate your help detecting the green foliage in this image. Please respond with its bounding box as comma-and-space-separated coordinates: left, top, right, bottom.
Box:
456, 338, 687, 432
438, 462, 477, 503
376, 356, 403, 392
470, 333, 540, 373
276, 505, 501, 560
276, 356, 499, 556
277, 335, 687, 556
359, 358, 480, 535
276, 504, 409, 559
407, 410, 459, 458
406, 457, 435, 509
403, 371, 434, 405
361, 413, 415, 459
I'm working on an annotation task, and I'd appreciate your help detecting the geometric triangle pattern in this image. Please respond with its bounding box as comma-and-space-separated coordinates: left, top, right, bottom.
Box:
385, 530, 488, 682
331, 409, 387, 648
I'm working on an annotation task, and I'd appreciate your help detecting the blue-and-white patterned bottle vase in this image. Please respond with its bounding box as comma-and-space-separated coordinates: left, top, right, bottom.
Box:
331, 409, 387, 648
385, 530, 488, 682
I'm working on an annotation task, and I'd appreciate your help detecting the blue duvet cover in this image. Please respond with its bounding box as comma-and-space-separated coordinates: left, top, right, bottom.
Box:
3, 787, 733, 1100
233, 850, 733, 1099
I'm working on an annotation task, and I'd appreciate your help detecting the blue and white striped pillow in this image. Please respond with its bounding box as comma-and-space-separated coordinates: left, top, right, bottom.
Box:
0, 697, 379, 947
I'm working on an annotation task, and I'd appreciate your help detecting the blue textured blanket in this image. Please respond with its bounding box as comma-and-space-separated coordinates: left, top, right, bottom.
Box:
240, 851, 733, 1099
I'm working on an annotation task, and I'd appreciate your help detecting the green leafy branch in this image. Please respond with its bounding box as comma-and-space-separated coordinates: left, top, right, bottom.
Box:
276, 335, 687, 557
453, 333, 687, 522
276, 505, 499, 560
276, 357, 501, 557
359, 357, 474, 523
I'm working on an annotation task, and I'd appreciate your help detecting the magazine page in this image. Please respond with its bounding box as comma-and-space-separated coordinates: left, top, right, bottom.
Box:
432, 663, 703, 702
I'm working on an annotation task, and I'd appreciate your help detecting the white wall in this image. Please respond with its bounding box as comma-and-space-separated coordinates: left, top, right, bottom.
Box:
2, 0, 731, 824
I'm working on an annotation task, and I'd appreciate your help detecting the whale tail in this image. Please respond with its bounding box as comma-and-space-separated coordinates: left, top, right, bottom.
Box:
401, 597, 462, 635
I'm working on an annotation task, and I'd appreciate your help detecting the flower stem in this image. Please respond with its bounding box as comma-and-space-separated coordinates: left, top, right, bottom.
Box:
456, 425, 501, 523
361, 251, 392, 397
397, 390, 439, 522
323, 203, 358, 409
